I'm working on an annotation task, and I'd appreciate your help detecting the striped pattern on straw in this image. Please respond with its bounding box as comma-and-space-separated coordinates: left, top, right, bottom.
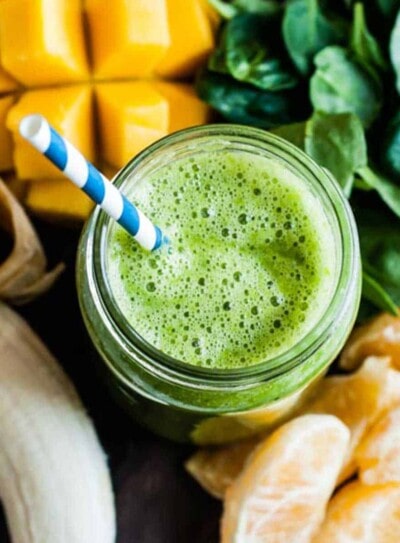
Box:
19, 114, 164, 251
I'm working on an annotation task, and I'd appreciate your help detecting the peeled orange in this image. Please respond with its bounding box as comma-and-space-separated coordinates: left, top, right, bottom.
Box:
186, 356, 394, 500
221, 415, 349, 543
313, 482, 400, 542
340, 314, 400, 371
305, 356, 392, 482
185, 438, 259, 499
356, 406, 400, 485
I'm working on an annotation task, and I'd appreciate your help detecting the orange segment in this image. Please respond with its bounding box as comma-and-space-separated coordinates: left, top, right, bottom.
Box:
312, 482, 400, 542
356, 406, 400, 485
86, 0, 170, 79
0, 0, 88, 87
95, 82, 169, 169
340, 314, 400, 371
186, 357, 394, 500
305, 356, 393, 482
157, 0, 215, 78
185, 438, 259, 499
221, 415, 350, 543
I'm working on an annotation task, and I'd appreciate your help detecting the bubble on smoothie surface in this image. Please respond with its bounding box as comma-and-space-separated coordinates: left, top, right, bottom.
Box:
107, 151, 337, 369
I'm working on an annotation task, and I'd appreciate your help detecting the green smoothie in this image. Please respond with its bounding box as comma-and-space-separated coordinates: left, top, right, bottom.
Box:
107, 150, 337, 370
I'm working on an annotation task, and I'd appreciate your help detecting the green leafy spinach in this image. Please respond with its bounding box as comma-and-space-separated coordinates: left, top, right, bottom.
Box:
282, 0, 348, 75
390, 9, 400, 93
207, 0, 281, 19
209, 13, 299, 91
310, 46, 383, 127
196, 69, 309, 128
305, 111, 367, 195
350, 2, 388, 76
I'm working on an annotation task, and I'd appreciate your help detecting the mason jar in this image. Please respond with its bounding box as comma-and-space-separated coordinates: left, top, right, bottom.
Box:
77, 125, 361, 444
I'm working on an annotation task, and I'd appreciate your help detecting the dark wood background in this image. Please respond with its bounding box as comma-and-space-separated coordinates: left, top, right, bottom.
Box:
0, 220, 221, 543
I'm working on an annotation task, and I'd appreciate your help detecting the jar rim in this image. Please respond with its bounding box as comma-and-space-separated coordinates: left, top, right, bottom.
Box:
84, 124, 360, 389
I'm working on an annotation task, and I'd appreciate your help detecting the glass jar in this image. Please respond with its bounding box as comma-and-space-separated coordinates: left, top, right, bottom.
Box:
77, 125, 361, 444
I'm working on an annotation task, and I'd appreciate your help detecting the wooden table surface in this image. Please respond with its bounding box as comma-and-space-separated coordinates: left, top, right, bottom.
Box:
0, 220, 221, 543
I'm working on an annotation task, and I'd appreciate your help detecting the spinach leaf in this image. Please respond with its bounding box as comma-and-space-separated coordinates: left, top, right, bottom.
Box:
207, 0, 281, 18
390, 9, 400, 94
196, 69, 309, 128
376, 0, 400, 17
270, 121, 306, 148
362, 270, 399, 315
305, 111, 367, 195
347, 1, 400, 18
357, 166, 400, 218
209, 13, 299, 91
270, 112, 367, 195
380, 109, 400, 181
350, 3, 388, 75
310, 46, 383, 128
354, 204, 400, 309
282, 0, 348, 75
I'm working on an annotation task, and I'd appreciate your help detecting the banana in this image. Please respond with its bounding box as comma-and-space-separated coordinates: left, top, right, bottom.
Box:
0, 303, 116, 542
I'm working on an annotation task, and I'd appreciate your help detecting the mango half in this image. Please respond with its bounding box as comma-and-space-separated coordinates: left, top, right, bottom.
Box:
0, 0, 217, 222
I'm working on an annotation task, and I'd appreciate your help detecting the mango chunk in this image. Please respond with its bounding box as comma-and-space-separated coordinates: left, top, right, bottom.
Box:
0, 95, 16, 172
199, 0, 221, 32
86, 0, 170, 79
0, 0, 88, 87
25, 179, 94, 223
0, 66, 19, 94
95, 82, 169, 169
154, 81, 211, 133
7, 85, 95, 180
157, 0, 215, 78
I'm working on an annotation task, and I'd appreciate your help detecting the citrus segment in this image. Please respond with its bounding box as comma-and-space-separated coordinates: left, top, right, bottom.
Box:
305, 356, 392, 482
340, 314, 400, 371
185, 438, 259, 499
312, 482, 400, 543
356, 406, 400, 485
221, 415, 349, 543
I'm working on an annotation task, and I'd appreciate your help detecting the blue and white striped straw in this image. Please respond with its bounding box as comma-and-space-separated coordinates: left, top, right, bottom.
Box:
19, 114, 165, 251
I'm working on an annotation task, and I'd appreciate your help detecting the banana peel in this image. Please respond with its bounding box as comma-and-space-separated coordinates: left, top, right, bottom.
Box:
0, 177, 63, 304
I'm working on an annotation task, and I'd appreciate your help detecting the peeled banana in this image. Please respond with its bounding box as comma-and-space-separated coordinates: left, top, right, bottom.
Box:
0, 303, 116, 542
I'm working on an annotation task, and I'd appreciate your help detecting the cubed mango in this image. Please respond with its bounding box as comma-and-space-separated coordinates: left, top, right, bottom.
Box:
0, 95, 16, 171
157, 0, 215, 78
25, 179, 94, 223
95, 82, 169, 169
0, 0, 88, 87
199, 0, 221, 32
0, 67, 18, 94
7, 85, 95, 180
86, 0, 170, 79
154, 81, 211, 133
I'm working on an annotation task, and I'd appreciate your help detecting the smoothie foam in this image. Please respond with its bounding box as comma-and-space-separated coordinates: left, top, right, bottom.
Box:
107, 150, 337, 369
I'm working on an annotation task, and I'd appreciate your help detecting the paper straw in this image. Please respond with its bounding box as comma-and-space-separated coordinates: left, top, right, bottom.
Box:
19, 114, 165, 251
